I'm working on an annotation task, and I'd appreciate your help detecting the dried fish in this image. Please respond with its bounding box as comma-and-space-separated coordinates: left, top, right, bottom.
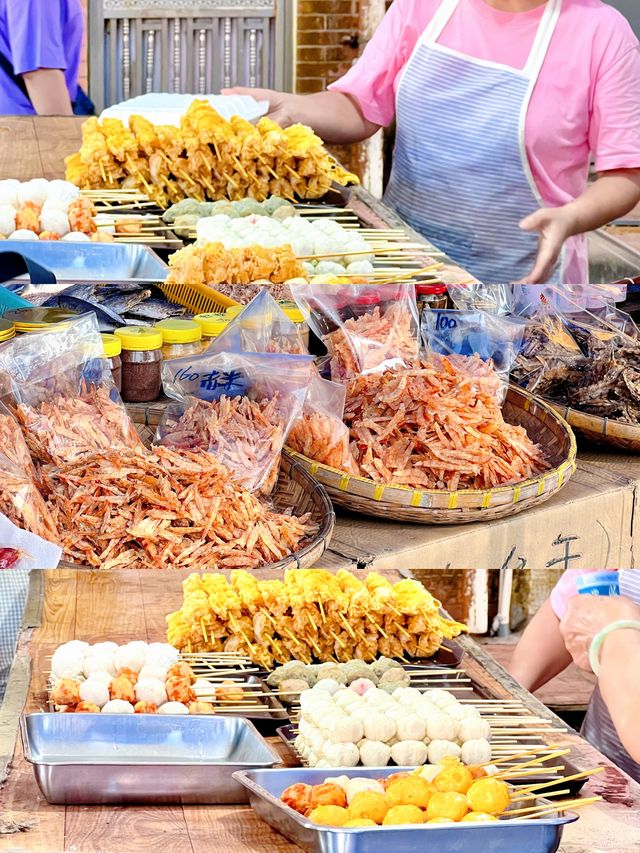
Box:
43, 445, 317, 571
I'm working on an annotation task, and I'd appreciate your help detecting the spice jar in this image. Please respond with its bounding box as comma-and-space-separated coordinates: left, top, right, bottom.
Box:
279, 303, 310, 349
349, 292, 381, 320
114, 326, 163, 403
194, 313, 230, 348
101, 333, 122, 393
0, 319, 15, 344
5, 307, 77, 334
155, 319, 203, 360
415, 284, 449, 318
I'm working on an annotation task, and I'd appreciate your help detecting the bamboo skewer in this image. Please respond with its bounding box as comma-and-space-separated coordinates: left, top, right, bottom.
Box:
506, 796, 602, 820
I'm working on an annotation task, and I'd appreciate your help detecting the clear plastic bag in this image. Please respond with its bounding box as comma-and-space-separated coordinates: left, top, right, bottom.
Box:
158, 350, 314, 493
287, 369, 358, 472
0, 314, 142, 467
206, 289, 308, 355
447, 284, 512, 315
290, 281, 420, 380
421, 309, 526, 401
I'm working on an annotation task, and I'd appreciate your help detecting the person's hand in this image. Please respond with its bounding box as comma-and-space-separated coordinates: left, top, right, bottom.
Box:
221, 87, 300, 127
517, 205, 577, 284
559, 595, 640, 671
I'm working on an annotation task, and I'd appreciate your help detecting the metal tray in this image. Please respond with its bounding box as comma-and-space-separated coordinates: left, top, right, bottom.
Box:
21, 712, 281, 805
234, 767, 578, 853
0, 242, 168, 282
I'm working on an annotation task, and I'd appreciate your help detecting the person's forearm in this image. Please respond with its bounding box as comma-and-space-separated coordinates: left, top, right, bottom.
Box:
22, 69, 73, 116
599, 628, 640, 764
280, 91, 378, 144
509, 599, 573, 692
565, 170, 640, 235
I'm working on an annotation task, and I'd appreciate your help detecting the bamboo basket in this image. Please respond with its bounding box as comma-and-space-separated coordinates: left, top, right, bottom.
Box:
131, 421, 335, 570
287, 385, 577, 524
543, 401, 640, 453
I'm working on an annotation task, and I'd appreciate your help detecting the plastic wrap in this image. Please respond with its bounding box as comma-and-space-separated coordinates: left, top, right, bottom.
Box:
0, 314, 142, 466
207, 290, 308, 356
158, 350, 314, 493
422, 309, 526, 401
290, 281, 420, 380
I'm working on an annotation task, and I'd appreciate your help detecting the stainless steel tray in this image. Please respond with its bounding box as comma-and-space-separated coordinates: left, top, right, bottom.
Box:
21, 712, 281, 805
0, 242, 168, 282
234, 767, 578, 853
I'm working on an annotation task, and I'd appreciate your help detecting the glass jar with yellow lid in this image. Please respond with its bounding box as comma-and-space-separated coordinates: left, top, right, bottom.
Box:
101, 333, 122, 393
193, 313, 230, 349
155, 318, 203, 360
0, 319, 15, 344
225, 302, 309, 350
114, 326, 163, 403
4, 307, 77, 334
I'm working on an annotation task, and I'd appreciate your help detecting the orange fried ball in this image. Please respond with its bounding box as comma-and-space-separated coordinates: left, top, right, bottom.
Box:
309, 783, 348, 810
109, 675, 136, 704
468, 765, 489, 780
165, 676, 196, 704
426, 791, 469, 823
281, 783, 314, 816
461, 812, 498, 822
348, 791, 389, 825
116, 667, 139, 685
386, 777, 434, 810
382, 805, 426, 826
51, 678, 81, 706
308, 805, 350, 827
188, 700, 216, 714
466, 777, 511, 816
75, 701, 100, 713
214, 681, 245, 704
382, 771, 411, 790
134, 701, 157, 713
434, 766, 474, 795
166, 662, 196, 684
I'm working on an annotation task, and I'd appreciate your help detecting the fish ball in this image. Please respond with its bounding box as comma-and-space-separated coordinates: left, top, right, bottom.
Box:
86, 670, 113, 686
313, 678, 342, 695
344, 777, 386, 804
157, 701, 189, 715
396, 713, 427, 742
0, 205, 16, 237
327, 717, 363, 745
359, 740, 392, 768
135, 677, 168, 707
18, 179, 49, 206
459, 718, 491, 743
424, 689, 458, 709
390, 740, 428, 767
427, 740, 461, 765
79, 679, 110, 708
62, 231, 91, 242
51, 649, 85, 680
349, 678, 376, 696
461, 738, 492, 766
0, 179, 20, 208
83, 651, 116, 678
138, 665, 168, 682
363, 712, 396, 743
39, 209, 70, 237
324, 742, 360, 768
9, 229, 38, 240
101, 700, 134, 714
426, 713, 459, 742
114, 643, 147, 673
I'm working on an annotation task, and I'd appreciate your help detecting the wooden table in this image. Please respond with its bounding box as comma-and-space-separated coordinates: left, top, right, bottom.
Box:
0, 569, 638, 853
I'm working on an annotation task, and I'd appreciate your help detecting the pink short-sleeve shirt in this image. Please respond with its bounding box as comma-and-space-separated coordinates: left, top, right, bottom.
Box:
330, 0, 640, 209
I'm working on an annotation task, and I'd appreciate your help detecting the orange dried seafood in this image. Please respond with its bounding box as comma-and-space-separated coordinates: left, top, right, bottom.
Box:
287, 411, 358, 473
43, 445, 317, 570
159, 395, 285, 494
16, 386, 143, 467
343, 355, 549, 491
0, 413, 59, 543
325, 306, 420, 380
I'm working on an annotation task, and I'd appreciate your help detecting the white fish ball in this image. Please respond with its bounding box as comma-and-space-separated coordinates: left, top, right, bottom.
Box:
426, 713, 459, 742
157, 701, 189, 715
39, 209, 70, 237
9, 229, 38, 240
0, 179, 20, 208
346, 261, 375, 275
86, 670, 113, 686
359, 740, 392, 768
51, 651, 84, 680
324, 742, 360, 768
0, 205, 16, 237
396, 713, 427, 742
427, 739, 461, 765
83, 652, 116, 678
146, 642, 179, 664
62, 231, 91, 242
57, 640, 90, 655
447, 704, 470, 722
390, 740, 428, 767
79, 679, 110, 708
461, 738, 492, 766
101, 700, 134, 714
139, 665, 169, 682
396, 688, 422, 706
323, 775, 351, 792
333, 689, 357, 708
459, 705, 482, 720
307, 752, 319, 767
313, 678, 341, 695
18, 179, 49, 206
424, 689, 458, 709
135, 677, 168, 706
345, 777, 386, 803
114, 643, 147, 673
363, 712, 396, 743
327, 717, 363, 745
459, 718, 491, 743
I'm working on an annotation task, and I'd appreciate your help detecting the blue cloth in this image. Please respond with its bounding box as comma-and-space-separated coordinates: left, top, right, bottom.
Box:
0, 0, 84, 115
0, 569, 29, 702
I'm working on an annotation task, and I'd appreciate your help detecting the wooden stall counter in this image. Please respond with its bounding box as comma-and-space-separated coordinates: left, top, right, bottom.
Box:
0, 569, 638, 853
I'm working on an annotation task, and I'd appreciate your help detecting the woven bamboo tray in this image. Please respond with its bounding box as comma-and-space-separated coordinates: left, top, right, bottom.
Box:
543, 401, 640, 453
287, 385, 577, 524
131, 420, 335, 570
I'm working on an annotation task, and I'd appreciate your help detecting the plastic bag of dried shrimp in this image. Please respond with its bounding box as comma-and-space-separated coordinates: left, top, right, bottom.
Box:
287, 369, 358, 473
0, 314, 142, 467
290, 281, 420, 380
158, 350, 314, 493
507, 284, 627, 317
206, 289, 309, 356
422, 309, 526, 402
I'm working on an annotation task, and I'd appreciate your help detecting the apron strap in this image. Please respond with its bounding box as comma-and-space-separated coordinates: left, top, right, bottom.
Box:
523, 0, 563, 79
422, 0, 461, 45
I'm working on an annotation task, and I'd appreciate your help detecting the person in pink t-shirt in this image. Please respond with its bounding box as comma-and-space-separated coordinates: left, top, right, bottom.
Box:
227, 0, 640, 285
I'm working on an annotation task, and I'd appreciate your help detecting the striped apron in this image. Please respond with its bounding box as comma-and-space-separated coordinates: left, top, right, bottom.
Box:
384, 0, 586, 284
581, 570, 640, 782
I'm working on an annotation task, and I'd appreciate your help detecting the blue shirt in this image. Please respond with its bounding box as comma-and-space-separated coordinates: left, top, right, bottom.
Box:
0, 0, 84, 115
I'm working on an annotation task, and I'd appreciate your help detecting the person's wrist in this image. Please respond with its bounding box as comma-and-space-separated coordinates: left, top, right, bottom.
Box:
589, 620, 640, 675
